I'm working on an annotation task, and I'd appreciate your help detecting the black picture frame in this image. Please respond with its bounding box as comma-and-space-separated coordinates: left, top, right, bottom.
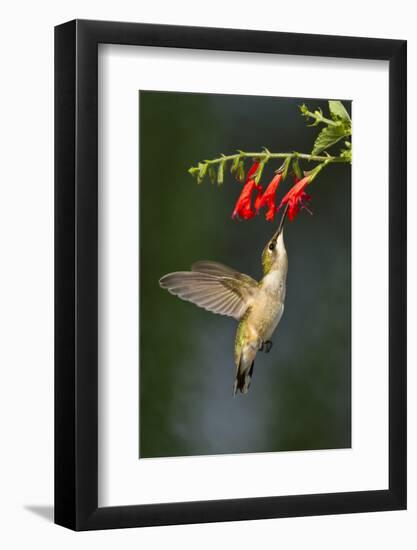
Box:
55, 19, 407, 531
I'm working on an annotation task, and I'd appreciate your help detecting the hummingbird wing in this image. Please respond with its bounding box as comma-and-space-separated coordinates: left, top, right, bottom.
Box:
159, 265, 258, 321
191, 260, 258, 288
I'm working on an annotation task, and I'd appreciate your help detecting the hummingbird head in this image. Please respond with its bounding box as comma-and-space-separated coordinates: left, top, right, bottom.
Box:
261, 205, 288, 276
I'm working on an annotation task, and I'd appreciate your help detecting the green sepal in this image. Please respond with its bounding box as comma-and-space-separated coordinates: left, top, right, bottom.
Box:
237, 160, 245, 182
281, 156, 292, 180
217, 160, 225, 185
197, 162, 208, 184
230, 155, 241, 174
208, 165, 216, 184
188, 166, 199, 179
292, 157, 303, 179
254, 161, 266, 184
308, 160, 330, 183
339, 147, 352, 162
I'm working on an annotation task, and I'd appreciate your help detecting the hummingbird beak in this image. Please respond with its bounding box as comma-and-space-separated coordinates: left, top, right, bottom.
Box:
272, 203, 289, 242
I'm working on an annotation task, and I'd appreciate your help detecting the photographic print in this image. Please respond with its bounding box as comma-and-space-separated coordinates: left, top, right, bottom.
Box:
140, 91, 351, 458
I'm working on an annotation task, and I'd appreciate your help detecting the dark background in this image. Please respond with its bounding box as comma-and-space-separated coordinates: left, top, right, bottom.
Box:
139, 91, 351, 458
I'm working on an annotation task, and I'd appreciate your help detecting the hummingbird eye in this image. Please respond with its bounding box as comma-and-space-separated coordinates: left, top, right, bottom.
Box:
269, 242, 276, 251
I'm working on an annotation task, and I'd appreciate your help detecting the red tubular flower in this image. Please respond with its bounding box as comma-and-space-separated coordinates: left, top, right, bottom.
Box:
254, 172, 283, 222
232, 162, 262, 220
232, 179, 262, 220
279, 175, 312, 221
245, 161, 260, 181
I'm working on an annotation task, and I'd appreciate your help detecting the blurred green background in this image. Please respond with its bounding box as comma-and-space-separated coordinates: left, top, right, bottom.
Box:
139, 91, 351, 458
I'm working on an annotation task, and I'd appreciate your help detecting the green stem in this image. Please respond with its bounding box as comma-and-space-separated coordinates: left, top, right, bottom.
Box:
189, 148, 351, 184
203, 151, 349, 165
301, 107, 340, 127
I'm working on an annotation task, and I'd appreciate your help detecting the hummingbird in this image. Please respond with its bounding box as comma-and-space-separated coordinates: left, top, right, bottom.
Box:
159, 206, 289, 395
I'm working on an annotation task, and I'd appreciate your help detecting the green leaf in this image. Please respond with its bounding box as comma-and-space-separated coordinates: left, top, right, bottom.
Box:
328, 100, 351, 123
312, 124, 349, 155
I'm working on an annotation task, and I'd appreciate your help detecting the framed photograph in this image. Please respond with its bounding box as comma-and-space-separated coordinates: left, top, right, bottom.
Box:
55, 19, 406, 530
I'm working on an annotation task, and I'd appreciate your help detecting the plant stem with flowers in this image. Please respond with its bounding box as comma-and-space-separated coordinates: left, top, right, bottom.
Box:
188, 100, 352, 223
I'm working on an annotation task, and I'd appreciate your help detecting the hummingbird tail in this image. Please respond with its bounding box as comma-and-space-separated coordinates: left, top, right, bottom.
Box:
233, 360, 255, 396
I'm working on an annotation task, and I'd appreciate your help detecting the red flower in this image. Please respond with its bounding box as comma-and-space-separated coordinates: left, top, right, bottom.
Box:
246, 161, 260, 181
255, 172, 282, 222
232, 179, 262, 220
279, 175, 312, 221
232, 162, 262, 220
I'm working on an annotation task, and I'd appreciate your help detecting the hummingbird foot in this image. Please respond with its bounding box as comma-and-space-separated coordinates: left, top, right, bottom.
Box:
258, 340, 273, 353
